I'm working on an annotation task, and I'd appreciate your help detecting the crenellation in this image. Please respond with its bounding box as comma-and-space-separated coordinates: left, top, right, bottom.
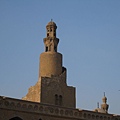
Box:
0, 96, 80, 118
0, 96, 120, 120
0, 21, 119, 119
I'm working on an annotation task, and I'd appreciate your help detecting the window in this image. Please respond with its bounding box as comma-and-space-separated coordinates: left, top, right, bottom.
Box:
46, 47, 48, 52
59, 95, 62, 106
47, 33, 49, 37
55, 94, 62, 106
55, 94, 58, 105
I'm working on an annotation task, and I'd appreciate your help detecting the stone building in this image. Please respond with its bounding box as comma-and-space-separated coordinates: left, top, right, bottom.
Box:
0, 21, 120, 120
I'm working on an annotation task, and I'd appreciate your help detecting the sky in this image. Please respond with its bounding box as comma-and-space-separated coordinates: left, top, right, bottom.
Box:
0, 0, 120, 115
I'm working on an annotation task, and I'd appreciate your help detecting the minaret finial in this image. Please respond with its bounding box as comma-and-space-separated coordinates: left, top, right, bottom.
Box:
104, 92, 105, 97
97, 102, 99, 108
51, 19, 53, 22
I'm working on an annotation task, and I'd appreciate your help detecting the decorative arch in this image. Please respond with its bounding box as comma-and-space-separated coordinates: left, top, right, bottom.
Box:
9, 117, 23, 120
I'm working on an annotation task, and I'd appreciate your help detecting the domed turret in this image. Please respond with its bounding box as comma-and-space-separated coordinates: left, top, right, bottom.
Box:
101, 92, 109, 113
94, 93, 109, 114
46, 19, 57, 38
102, 95, 107, 103
47, 20, 57, 27
43, 20, 59, 52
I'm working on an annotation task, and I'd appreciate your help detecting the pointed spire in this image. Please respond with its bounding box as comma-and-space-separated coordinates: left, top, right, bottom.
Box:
104, 92, 105, 97
97, 102, 99, 108
102, 92, 107, 103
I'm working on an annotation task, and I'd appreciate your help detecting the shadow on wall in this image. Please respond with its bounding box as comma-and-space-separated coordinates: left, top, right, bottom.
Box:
9, 117, 42, 120
9, 117, 23, 120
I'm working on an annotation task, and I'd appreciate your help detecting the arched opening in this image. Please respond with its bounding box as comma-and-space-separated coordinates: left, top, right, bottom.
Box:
55, 94, 58, 105
45, 46, 48, 52
47, 29, 49, 32
47, 33, 49, 37
9, 117, 23, 120
55, 94, 63, 106
59, 95, 62, 106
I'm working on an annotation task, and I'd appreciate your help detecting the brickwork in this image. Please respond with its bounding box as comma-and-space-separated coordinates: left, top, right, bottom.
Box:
40, 68, 76, 108
40, 52, 62, 77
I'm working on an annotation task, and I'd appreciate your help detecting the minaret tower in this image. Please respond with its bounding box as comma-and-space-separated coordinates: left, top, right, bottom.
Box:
44, 19, 58, 52
94, 93, 109, 113
39, 20, 62, 77
101, 92, 109, 113
22, 21, 76, 108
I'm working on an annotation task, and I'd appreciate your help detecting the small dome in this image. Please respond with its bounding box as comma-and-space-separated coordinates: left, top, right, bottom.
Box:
47, 21, 57, 26
102, 96, 107, 100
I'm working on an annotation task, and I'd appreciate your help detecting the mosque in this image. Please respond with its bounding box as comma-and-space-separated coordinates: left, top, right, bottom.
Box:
0, 21, 120, 120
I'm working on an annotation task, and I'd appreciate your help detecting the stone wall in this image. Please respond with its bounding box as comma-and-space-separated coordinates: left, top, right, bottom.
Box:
0, 96, 120, 120
40, 68, 76, 108
22, 67, 76, 108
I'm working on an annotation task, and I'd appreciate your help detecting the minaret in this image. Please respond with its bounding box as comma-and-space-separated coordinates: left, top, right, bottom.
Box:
94, 93, 109, 113
44, 19, 58, 52
39, 20, 62, 77
101, 92, 109, 113
22, 21, 76, 108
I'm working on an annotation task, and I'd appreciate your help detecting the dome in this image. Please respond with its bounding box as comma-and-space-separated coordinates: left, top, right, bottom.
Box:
102, 96, 107, 101
47, 21, 57, 27
102, 92, 107, 103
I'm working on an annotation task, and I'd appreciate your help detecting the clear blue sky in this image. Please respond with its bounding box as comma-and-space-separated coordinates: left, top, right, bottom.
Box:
0, 0, 120, 115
